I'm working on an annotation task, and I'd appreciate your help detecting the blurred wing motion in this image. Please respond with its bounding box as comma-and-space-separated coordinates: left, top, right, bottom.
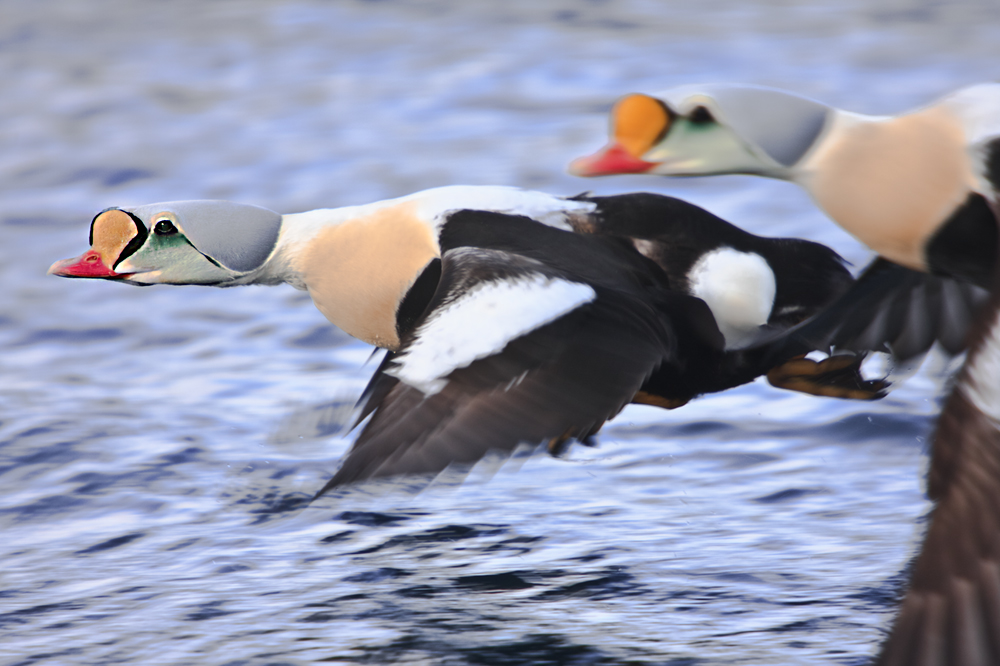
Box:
876, 289, 1000, 665
762, 258, 988, 365
313, 247, 690, 497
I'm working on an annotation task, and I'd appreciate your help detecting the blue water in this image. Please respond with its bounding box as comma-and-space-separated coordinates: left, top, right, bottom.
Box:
3, 1, 999, 663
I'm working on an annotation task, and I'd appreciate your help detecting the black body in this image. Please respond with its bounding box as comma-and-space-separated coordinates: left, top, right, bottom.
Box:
926, 192, 998, 289
575, 192, 855, 329
317, 194, 869, 495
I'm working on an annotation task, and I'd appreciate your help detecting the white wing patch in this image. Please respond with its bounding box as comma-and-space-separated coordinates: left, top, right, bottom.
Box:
687, 247, 776, 349
412, 185, 596, 231
961, 305, 1000, 423
389, 274, 596, 395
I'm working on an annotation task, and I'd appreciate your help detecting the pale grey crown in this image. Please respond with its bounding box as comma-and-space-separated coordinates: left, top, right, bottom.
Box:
662, 84, 832, 167
130, 200, 282, 273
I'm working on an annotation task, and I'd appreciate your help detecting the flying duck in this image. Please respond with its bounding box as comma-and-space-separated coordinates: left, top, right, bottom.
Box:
568, 85, 1000, 664
50, 186, 883, 495
569, 84, 998, 360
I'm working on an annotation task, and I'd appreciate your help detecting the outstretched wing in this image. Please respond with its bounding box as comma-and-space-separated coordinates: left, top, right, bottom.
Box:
876, 300, 1000, 665
314, 247, 685, 496
763, 258, 988, 363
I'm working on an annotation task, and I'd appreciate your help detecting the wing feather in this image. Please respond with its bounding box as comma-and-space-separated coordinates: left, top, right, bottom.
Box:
314, 247, 678, 496
763, 258, 988, 363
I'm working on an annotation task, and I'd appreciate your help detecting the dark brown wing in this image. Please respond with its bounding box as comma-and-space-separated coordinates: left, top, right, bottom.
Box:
763, 258, 988, 363
876, 300, 1000, 665
313, 247, 694, 497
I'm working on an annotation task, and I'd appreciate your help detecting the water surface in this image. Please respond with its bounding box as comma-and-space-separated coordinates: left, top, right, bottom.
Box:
3, 1, 998, 663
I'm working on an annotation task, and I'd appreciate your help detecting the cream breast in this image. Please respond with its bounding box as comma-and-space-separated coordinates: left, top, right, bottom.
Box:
296, 200, 440, 350
803, 105, 977, 271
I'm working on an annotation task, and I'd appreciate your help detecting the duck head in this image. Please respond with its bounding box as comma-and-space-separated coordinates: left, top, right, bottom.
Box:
49, 200, 283, 285
569, 84, 832, 180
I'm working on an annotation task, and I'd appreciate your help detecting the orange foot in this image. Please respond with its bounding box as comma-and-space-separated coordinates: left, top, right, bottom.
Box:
767, 354, 889, 400
630, 391, 690, 410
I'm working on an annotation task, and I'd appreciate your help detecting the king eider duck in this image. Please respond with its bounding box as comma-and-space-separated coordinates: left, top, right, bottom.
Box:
569, 85, 1000, 664
50, 185, 884, 496
570, 84, 998, 361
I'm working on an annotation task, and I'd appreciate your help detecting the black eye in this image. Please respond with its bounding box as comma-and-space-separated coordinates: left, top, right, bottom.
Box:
689, 105, 715, 124
154, 219, 177, 235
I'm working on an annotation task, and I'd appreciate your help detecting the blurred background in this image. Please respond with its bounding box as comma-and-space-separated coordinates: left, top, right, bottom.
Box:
3, 1, 999, 664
